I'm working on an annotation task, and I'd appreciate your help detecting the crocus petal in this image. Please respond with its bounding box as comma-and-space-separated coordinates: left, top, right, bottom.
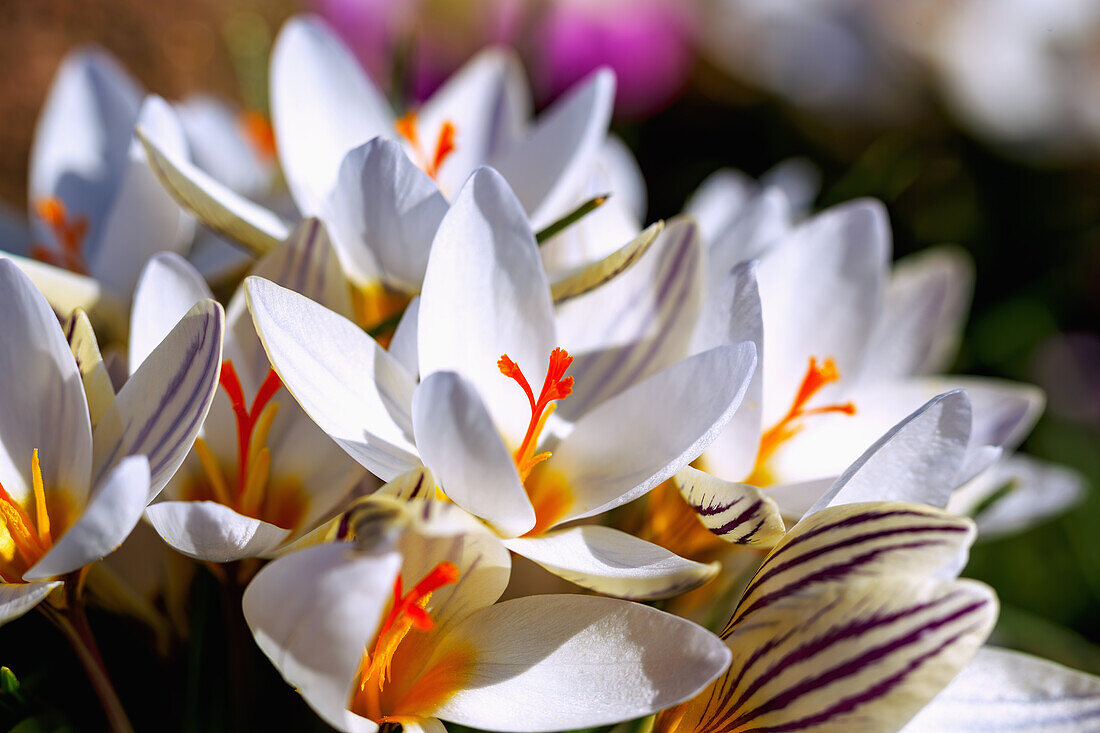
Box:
862, 246, 973, 381
756, 199, 889, 425
555, 218, 702, 420
418, 47, 528, 198
503, 526, 718, 600
683, 168, 757, 245
417, 168, 554, 444
174, 95, 271, 198
673, 467, 785, 547
325, 138, 447, 289
553, 342, 758, 523
246, 277, 419, 480
549, 222, 660, 303
0, 581, 62, 628
137, 126, 291, 254
0, 201, 31, 257
694, 260, 765, 481
492, 68, 616, 229
808, 391, 973, 516
903, 647, 1100, 732
244, 543, 400, 733
707, 187, 793, 272
271, 14, 393, 215
411, 372, 535, 538
760, 157, 821, 215
671, 576, 996, 733
25, 456, 150, 580
425, 594, 731, 731
2, 253, 128, 337
389, 297, 420, 379
948, 454, 1086, 540
145, 501, 292, 562
90, 95, 193, 297
92, 300, 223, 498
130, 252, 213, 373
0, 258, 92, 500
63, 309, 115, 430
29, 48, 141, 236
598, 135, 647, 223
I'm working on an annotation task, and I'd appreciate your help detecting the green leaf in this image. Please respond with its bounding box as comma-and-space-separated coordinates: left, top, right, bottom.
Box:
536, 195, 609, 244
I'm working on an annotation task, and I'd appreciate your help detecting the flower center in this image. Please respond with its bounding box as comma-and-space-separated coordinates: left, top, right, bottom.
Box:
350, 561, 460, 721
0, 449, 58, 583
237, 110, 277, 161
352, 282, 413, 346
394, 110, 457, 181
745, 356, 856, 486
30, 197, 89, 275
187, 360, 305, 529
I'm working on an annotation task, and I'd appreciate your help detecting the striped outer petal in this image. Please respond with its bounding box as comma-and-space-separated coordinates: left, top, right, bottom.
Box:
92, 300, 224, 499
555, 218, 702, 420
503, 525, 719, 600
661, 576, 996, 733
373, 466, 435, 503
549, 221, 661, 304
902, 647, 1100, 732
672, 467, 785, 548
64, 309, 115, 430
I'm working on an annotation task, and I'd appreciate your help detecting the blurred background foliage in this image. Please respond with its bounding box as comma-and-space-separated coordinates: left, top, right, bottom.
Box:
0, 0, 1098, 729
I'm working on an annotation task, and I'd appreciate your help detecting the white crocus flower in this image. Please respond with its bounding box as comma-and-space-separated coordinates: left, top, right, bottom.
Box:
244, 474, 733, 733
129, 221, 365, 563
652, 500, 997, 733
0, 258, 223, 626
1, 48, 194, 331
247, 168, 759, 599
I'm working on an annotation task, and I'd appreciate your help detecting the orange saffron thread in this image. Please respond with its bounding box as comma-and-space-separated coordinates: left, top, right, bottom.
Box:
238, 110, 277, 160
31, 197, 89, 274
497, 347, 574, 481
219, 360, 283, 495
394, 111, 457, 180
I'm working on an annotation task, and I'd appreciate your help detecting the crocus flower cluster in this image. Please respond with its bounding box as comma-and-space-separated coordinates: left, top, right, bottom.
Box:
0, 13, 1097, 733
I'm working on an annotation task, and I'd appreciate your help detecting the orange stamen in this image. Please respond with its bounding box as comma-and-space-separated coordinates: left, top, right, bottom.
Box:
219, 360, 283, 496
394, 111, 457, 180
750, 357, 856, 484
238, 110, 277, 160
0, 450, 55, 580
31, 197, 88, 274
498, 347, 574, 482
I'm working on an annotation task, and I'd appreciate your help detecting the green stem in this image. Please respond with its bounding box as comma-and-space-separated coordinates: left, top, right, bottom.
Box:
535, 194, 609, 244
46, 573, 134, 733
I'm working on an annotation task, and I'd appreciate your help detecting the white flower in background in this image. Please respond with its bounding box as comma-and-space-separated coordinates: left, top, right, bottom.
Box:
653, 500, 997, 732
129, 220, 365, 563
247, 168, 758, 599
0, 258, 223, 625
244, 475, 733, 732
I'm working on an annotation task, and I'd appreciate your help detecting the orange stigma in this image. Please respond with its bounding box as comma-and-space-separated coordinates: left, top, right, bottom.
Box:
0, 449, 55, 583
748, 357, 856, 485
394, 110, 457, 180
31, 197, 88, 274
238, 110, 277, 160
498, 347, 574, 482
351, 562, 460, 718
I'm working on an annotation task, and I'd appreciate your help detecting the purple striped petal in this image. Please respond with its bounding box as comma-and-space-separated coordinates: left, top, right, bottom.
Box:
673, 467, 785, 548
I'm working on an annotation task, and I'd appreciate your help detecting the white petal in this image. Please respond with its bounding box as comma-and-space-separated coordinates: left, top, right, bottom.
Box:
244, 543, 399, 733
809, 390, 973, 515
0, 259, 92, 500
325, 138, 447, 289
683, 168, 757, 245
555, 218, 703, 420
504, 526, 717, 600
597, 135, 647, 222
0, 201, 31, 257
137, 125, 291, 254
389, 296, 420, 378
0, 581, 61, 628
418, 168, 554, 444
862, 246, 974, 381
760, 157, 821, 215
93, 300, 223, 498
175, 94, 271, 198
63, 309, 115, 430
130, 252, 213, 373
90, 95, 193, 297
553, 342, 758, 523
428, 594, 731, 731
756, 199, 889, 425
145, 501, 292, 562
246, 277, 419, 480
412, 372, 534, 537
492, 69, 615, 229
29, 48, 141, 232
706, 187, 793, 272
271, 15, 393, 215
903, 647, 1100, 732
25, 456, 150, 580
694, 260, 765, 481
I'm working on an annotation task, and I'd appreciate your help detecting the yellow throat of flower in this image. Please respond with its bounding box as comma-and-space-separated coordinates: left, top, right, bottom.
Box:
0, 449, 72, 583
